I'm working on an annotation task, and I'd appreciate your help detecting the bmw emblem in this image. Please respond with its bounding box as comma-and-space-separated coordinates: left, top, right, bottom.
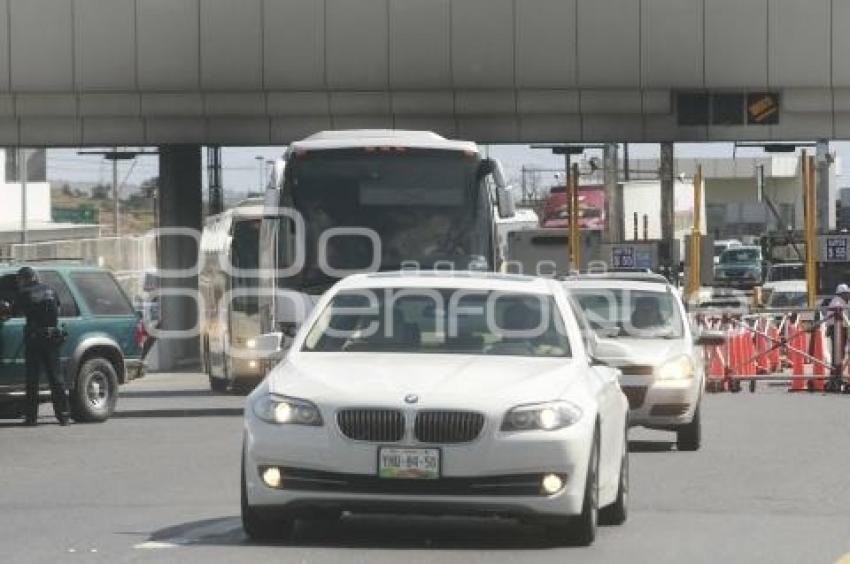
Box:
404, 394, 419, 404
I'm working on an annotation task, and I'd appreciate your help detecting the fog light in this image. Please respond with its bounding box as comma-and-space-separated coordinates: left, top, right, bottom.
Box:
262, 467, 282, 488
541, 473, 565, 495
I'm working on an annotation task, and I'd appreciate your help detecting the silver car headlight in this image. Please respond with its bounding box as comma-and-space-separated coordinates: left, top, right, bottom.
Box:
253, 395, 323, 426
501, 401, 583, 432
655, 355, 694, 380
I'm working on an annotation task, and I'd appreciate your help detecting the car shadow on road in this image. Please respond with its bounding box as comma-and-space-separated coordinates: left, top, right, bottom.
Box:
112, 407, 244, 419
628, 440, 676, 453
144, 515, 579, 550
120, 389, 217, 399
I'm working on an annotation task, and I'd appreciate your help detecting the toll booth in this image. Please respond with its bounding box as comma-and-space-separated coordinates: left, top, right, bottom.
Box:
599, 240, 680, 279
817, 234, 850, 295
505, 228, 601, 276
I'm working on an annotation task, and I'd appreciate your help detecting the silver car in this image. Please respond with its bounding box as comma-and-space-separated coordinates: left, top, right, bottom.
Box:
564, 279, 704, 451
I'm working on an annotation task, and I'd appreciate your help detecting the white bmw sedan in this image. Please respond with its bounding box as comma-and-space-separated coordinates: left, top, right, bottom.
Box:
242, 272, 629, 546
564, 279, 704, 451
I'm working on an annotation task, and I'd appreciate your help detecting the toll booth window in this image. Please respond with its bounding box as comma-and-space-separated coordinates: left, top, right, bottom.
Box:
712, 93, 744, 126
39, 271, 80, 318
677, 92, 709, 126
70, 272, 134, 316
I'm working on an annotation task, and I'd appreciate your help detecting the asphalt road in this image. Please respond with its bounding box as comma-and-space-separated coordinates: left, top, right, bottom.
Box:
2, 372, 850, 564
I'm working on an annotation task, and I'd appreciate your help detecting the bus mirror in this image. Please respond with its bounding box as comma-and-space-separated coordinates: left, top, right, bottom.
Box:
497, 184, 516, 219
488, 159, 516, 219
477, 158, 496, 179
253, 332, 285, 360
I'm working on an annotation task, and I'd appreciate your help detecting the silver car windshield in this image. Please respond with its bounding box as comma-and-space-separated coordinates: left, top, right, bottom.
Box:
570, 288, 685, 340
302, 288, 571, 357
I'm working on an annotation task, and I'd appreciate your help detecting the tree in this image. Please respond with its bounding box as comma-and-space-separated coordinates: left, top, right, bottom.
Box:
91, 184, 110, 200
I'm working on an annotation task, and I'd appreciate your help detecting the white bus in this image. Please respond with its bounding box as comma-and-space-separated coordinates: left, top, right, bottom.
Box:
199, 199, 266, 392
257, 130, 515, 347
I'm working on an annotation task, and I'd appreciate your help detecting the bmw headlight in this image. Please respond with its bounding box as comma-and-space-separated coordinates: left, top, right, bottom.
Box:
655, 355, 694, 380
501, 401, 583, 432
253, 395, 323, 426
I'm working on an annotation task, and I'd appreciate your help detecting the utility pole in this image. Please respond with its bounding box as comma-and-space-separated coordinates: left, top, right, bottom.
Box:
603, 143, 621, 243
570, 163, 581, 271
686, 165, 704, 302
112, 146, 120, 237
18, 147, 27, 244
802, 152, 818, 308
816, 139, 831, 231
207, 146, 223, 215
660, 143, 675, 269
255, 155, 265, 193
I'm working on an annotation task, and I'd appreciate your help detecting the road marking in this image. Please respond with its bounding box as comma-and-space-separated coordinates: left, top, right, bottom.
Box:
134, 541, 183, 550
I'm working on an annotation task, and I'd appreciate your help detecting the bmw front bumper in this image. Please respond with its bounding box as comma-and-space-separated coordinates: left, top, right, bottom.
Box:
243, 410, 594, 519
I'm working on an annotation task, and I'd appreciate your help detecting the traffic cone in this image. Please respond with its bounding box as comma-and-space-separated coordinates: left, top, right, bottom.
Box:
728, 331, 740, 378
708, 345, 726, 392
757, 321, 770, 374
768, 324, 781, 372
746, 333, 758, 376
811, 326, 827, 391
789, 324, 807, 391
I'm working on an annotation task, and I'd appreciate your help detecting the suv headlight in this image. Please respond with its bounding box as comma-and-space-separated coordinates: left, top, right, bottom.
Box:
501, 401, 583, 432
655, 355, 694, 380
253, 395, 323, 426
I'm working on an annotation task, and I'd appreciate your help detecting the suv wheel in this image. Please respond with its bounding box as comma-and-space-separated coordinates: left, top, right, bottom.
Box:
71, 357, 119, 422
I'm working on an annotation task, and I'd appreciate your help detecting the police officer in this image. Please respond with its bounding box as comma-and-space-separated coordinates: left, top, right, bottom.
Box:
14, 267, 70, 426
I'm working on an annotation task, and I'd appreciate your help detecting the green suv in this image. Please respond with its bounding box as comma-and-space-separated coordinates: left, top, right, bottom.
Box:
0, 262, 145, 422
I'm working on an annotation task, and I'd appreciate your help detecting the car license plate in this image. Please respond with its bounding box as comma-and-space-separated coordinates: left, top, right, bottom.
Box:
378, 447, 440, 479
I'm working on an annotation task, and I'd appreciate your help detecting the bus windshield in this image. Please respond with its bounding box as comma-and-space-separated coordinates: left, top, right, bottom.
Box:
279, 149, 492, 290
232, 218, 261, 314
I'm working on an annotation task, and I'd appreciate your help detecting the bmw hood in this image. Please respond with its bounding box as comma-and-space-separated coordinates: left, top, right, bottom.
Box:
268, 353, 583, 410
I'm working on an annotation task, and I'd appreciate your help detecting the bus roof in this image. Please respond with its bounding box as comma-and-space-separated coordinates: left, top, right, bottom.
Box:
287, 130, 480, 155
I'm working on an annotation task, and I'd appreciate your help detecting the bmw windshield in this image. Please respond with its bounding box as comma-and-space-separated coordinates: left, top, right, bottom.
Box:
302, 288, 571, 357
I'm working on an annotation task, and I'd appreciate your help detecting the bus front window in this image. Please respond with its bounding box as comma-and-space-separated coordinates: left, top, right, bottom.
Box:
280, 149, 491, 290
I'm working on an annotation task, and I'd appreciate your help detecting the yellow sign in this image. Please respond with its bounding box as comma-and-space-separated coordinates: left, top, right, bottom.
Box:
747, 93, 780, 125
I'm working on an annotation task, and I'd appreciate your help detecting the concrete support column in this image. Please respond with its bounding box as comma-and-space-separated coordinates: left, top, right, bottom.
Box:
157, 145, 202, 371
603, 143, 622, 243
816, 139, 831, 232
660, 143, 675, 244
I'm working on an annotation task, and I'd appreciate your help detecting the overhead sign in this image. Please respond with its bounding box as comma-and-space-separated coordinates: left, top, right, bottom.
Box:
747, 93, 780, 125
612, 246, 635, 269
825, 237, 848, 262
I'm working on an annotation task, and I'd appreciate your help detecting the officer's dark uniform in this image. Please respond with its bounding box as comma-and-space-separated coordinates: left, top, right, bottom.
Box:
14, 268, 70, 426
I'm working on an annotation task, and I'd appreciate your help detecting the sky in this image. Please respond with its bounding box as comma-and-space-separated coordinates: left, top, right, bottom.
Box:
46, 141, 850, 200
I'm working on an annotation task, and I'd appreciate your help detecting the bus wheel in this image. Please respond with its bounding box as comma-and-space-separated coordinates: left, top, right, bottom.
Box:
209, 375, 229, 393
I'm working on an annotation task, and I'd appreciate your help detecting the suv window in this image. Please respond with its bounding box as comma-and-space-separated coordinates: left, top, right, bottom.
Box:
39, 271, 80, 317
70, 271, 134, 316
0, 271, 80, 318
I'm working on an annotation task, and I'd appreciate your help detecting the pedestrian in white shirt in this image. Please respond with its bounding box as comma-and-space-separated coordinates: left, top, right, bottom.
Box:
827, 284, 850, 377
